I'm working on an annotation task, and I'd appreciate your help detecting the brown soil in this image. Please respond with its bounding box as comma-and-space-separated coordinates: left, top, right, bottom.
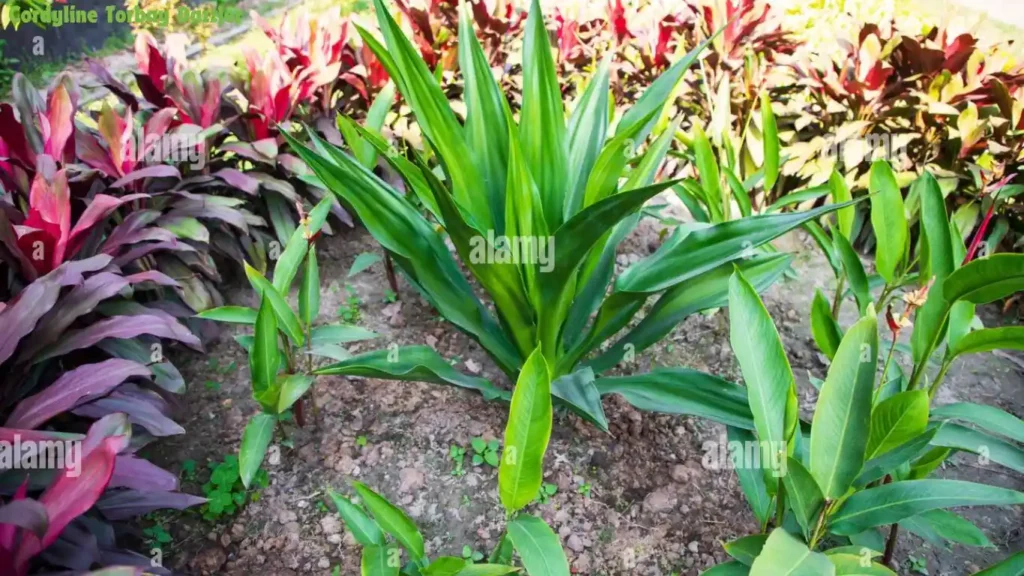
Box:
144, 215, 1024, 576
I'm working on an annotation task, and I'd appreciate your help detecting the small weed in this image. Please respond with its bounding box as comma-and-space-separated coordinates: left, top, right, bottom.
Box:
383, 289, 398, 303
316, 499, 329, 514
200, 455, 268, 522
535, 483, 558, 504
204, 380, 220, 391
142, 514, 173, 551
338, 284, 363, 323
449, 445, 467, 476
180, 459, 197, 481
462, 545, 484, 563
355, 435, 368, 447
908, 555, 928, 575
460, 494, 471, 507
470, 437, 500, 467
578, 483, 592, 498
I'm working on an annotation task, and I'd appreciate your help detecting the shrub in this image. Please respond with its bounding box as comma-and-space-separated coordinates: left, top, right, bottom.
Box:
285, 0, 848, 431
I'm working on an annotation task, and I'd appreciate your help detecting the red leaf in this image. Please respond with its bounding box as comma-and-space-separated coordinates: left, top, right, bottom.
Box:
43, 82, 75, 162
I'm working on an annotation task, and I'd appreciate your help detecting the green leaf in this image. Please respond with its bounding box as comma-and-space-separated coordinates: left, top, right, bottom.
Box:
197, 306, 257, 324
949, 327, 1024, 359
499, 349, 553, 514
943, 254, 1024, 305
454, 564, 520, 575
353, 481, 425, 563
299, 246, 320, 327
361, 544, 401, 576
912, 172, 954, 366
422, 557, 468, 576
724, 534, 768, 566
833, 231, 870, 315
829, 171, 854, 240
349, 252, 383, 277
810, 288, 842, 360
930, 402, 1024, 444
565, 55, 610, 217
239, 413, 276, 488
782, 457, 824, 540
550, 367, 608, 431
271, 196, 333, 294
506, 515, 570, 576
617, 201, 860, 294
590, 254, 791, 374
251, 295, 280, 396
911, 509, 993, 548
316, 346, 508, 401
865, 390, 929, 460
521, 0, 567, 227
596, 369, 755, 430
749, 528, 835, 576
327, 488, 385, 546
245, 262, 305, 346
810, 314, 877, 499
829, 480, 1024, 535
855, 426, 940, 487
930, 423, 1024, 474
728, 269, 797, 489
826, 553, 895, 575
311, 324, 380, 346
617, 25, 723, 143
728, 427, 774, 528
693, 123, 724, 221
725, 167, 753, 218
276, 374, 314, 414
867, 161, 908, 283
283, 129, 521, 373
367, 0, 490, 229
458, 2, 509, 227
761, 93, 779, 193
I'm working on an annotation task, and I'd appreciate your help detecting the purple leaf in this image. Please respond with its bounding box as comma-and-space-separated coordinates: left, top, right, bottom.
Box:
110, 455, 178, 492
88, 59, 138, 109
36, 314, 202, 362
67, 194, 149, 258
0, 428, 84, 443
0, 263, 77, 366
220, 142, 276, 165
17, 272, 131, 362
100, 210, 162, 254
124, 270, 179, 288
4, 359, 150, 429
73, 390, 184, 437
0, 499, 47, 539
112, 240, 196, 268
213, 168, 259, 194
109, 165, 181, 189
95, 490, 205, 520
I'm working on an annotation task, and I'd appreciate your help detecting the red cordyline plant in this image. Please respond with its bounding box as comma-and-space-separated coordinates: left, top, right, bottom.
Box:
392, 0, 523, 72
0, 75, 77, 195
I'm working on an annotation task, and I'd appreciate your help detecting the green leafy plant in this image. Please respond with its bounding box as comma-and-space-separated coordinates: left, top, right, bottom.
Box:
470, 437, 501, 467
578, 483, 592, 498
200, 455, 269, 521
535, 483, 558, 504
329, 350, 570, 574
196, 198, 379, 486
286, 0, 851, 434
701, 214, 1024, 573
338, 284, 363, 324
449, 444, 467, 476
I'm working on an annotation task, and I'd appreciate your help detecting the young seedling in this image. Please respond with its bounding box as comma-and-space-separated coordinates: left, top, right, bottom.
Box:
535, 483, 558, 504
449, 444, 467, 476
470, 437, 500, 467
461, 545, 484, 563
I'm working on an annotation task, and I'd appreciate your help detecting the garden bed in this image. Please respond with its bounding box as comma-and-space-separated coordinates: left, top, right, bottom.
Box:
151, 220, 1024, 575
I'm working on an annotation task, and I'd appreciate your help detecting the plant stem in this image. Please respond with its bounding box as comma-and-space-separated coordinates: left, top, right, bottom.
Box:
883, 523, 899, 567
384, 252, 399, 297
927, 359, 953, 401
774, 482, 787, 529
874, 337, 898, 402
832, 273, 846, 318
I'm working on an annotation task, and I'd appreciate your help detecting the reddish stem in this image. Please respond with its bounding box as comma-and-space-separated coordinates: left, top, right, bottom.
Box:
963, 202, 995, 265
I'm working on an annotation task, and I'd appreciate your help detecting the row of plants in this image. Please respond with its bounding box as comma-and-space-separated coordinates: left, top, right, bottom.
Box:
1, 0, 1023, 573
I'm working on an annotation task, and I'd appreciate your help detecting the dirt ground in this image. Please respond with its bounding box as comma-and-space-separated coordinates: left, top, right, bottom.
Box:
146, 210, 1024, 576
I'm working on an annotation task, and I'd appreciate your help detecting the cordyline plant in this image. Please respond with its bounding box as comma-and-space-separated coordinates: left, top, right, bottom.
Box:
329, 350, 571, 575
196, 197, 378, 487
282, 0, 851, 430
699, 173, 1024, 574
